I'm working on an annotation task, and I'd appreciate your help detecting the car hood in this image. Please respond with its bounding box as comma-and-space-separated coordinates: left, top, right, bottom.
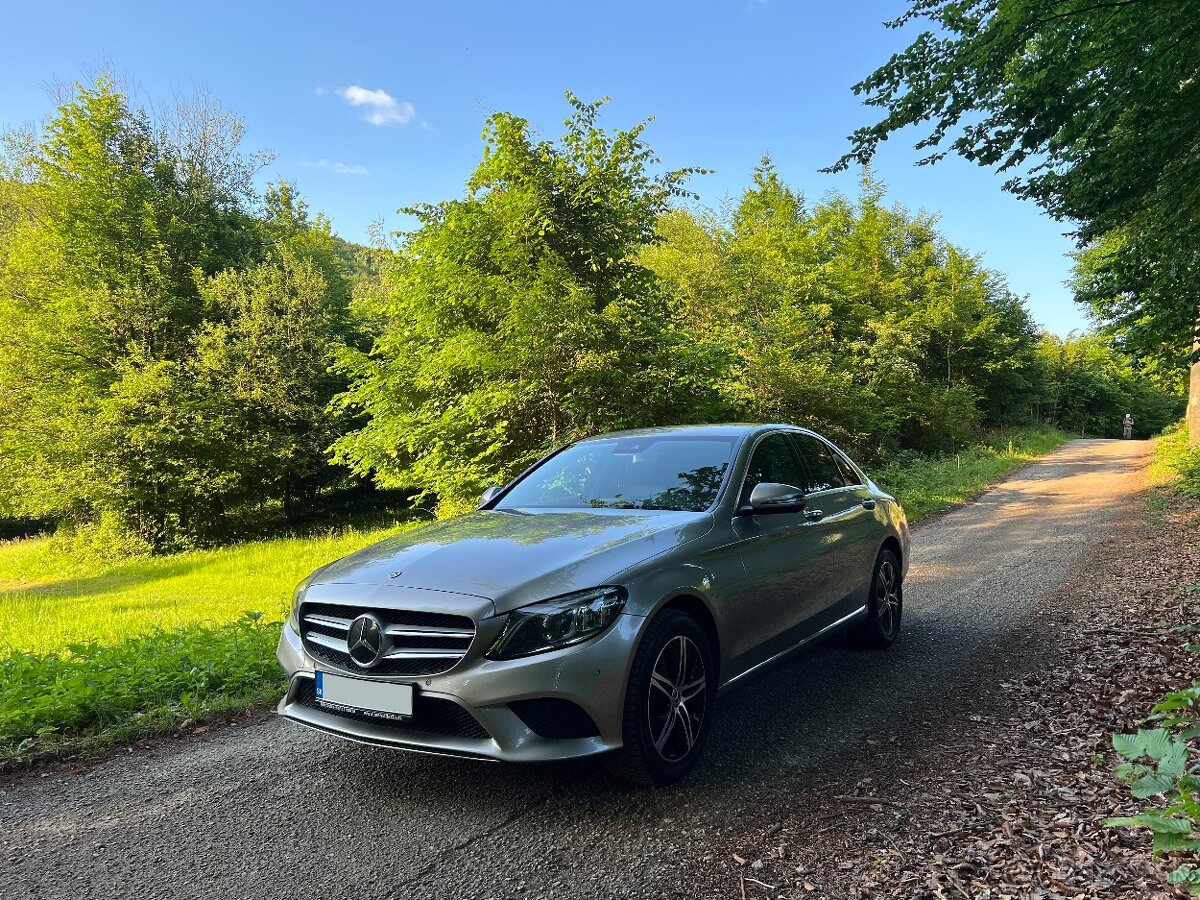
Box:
311, 508, 714, 613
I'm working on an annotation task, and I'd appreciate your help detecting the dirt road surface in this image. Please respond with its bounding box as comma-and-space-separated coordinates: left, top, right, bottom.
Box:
0, 439, 1151, 900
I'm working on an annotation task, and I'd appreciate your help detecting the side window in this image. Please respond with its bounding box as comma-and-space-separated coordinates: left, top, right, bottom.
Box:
831, 448, 863, 486
790, 434, 848, 494
740, 433, 807, 502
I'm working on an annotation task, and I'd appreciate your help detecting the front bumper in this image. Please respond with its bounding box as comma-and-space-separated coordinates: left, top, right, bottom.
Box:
276, 613, 642, 762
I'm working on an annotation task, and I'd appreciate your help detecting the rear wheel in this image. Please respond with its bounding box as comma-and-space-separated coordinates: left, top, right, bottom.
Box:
607, 610, 714, 786
849, 548, 903, 649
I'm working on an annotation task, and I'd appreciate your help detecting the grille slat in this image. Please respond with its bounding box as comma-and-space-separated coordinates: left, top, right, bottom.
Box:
304, 613, 351, 631
300, 602, 476, 676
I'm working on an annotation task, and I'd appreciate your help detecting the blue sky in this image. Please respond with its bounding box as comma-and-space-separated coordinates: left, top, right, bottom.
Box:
4, 1, 1088, 334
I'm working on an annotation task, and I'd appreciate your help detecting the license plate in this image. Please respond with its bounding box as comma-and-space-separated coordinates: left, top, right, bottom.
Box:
315, 671, 414, 718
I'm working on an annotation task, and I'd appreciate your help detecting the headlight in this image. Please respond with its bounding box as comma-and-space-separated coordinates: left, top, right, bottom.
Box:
485, 586, 626, 660
288, 579, 308, 630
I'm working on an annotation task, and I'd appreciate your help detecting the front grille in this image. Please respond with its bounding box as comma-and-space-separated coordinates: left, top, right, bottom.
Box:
293, 677, 490, 740
300, 601, 476, 676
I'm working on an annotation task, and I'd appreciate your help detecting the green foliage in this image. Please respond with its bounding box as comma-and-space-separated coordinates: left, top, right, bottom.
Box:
1106, 704, 1200, 892
331, 94, 726, 510
0, 613, 285, 763
838, 0, 1199, 389
0, 79, 357, 550
0, 80, 1181, 544
646, 162, 1050, 459
1036, 333, 1182, 438
1150, 424, 1200, 500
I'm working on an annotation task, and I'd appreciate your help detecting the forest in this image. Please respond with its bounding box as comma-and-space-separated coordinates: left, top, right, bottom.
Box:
0, 79, 1182, 552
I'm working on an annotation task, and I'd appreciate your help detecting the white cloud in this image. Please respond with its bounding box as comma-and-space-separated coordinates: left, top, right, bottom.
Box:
335, 85, 415, 126
300, 158, 369, 176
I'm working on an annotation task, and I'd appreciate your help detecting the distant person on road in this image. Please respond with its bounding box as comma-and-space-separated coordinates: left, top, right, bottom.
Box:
1123, 413, 1134, 439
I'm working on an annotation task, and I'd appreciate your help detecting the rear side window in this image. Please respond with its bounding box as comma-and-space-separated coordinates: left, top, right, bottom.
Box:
830, 448, 863, 486
790, 434, 848, 494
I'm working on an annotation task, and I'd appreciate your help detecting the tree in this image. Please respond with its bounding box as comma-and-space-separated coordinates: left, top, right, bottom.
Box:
0, 79, 351, 549
1036, 332, 1180, 438
330, 94, 726, 510
834, 0, 1197, 439
644, 164, 1046, 458
194, 184, 356, 523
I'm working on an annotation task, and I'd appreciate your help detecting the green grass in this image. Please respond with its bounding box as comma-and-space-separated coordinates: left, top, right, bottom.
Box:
0, 524, 412, 655
0, 521, 419, 766
873, 424, 1071, 523
0, 425, 1073, 766
1146, 421, 1200, 498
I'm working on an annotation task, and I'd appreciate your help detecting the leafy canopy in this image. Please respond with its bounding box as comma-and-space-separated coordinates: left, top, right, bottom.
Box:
834, 0, 1200, 370
331, 94, 724, 509
0, 78, 356, 550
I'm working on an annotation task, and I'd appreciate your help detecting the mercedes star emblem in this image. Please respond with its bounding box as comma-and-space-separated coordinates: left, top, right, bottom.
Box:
346, 613, 385, 667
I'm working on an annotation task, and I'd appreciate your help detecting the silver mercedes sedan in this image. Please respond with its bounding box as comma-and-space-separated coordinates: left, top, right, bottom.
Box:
277, 424, 909, 785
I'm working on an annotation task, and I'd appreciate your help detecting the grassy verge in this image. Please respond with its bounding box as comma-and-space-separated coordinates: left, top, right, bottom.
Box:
0, 522, 417, 767
0, 525, 410, 654
1, 425, 1073, 768
1145, 421, 1200, 499
873, 424, 1071, 523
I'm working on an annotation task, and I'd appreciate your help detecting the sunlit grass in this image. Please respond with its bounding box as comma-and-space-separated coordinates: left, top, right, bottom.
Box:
1146, 421, 1200, 497
0, 524, 413, 654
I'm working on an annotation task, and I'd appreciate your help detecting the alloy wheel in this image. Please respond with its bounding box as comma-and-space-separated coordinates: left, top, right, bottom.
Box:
876, 557, 901, 637
646, 634, 707, 762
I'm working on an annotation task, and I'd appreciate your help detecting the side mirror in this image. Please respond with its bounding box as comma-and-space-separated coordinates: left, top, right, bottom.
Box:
479, 486, 503, 508
745, 482, 806, 514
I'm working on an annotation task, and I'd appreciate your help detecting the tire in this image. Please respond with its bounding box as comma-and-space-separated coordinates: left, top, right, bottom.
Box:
606, 609, 715, 787
849, 547, 903, 650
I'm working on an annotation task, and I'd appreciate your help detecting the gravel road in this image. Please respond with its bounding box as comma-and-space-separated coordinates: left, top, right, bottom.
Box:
0, 439, 1151, 900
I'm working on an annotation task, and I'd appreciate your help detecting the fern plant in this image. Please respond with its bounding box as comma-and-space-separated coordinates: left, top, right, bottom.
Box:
1106, 661, 1200, 894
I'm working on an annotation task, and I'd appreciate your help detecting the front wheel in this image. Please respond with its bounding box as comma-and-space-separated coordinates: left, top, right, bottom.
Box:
849, 548, 903, 649
607, 610, 714, 786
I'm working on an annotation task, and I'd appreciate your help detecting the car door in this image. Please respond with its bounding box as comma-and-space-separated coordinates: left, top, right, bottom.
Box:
725, 432, 828, 673
788, 433, 877, 614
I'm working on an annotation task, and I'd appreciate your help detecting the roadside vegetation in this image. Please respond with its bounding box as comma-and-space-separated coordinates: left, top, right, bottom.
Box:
0, 522, 411, 765
0, 79, 1180, 554
1105, 426, 1200, 895
0, 523, 409, 653
873, 424, 1067, 522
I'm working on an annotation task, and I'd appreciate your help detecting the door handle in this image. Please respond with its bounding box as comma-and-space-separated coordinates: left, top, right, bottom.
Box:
861, 499, 877, 510
804, 508, 824, 521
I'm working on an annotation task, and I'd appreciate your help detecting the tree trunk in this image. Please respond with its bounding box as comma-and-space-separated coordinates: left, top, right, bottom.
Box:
1190, 318, 1200, 447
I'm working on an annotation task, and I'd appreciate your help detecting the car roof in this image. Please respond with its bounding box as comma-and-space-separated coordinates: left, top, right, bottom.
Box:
576, 423, 805, 442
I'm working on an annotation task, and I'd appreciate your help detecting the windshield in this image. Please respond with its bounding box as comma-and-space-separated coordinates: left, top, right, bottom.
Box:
496, 436, 736, 512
